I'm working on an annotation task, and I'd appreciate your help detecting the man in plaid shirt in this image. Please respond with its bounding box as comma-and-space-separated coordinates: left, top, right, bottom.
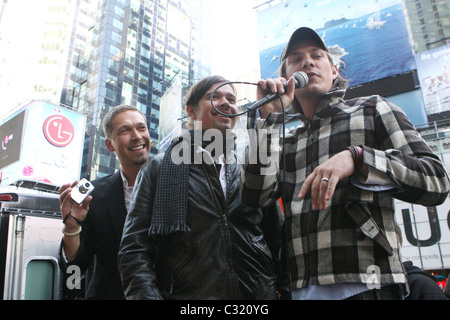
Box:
241, 27, 449, 300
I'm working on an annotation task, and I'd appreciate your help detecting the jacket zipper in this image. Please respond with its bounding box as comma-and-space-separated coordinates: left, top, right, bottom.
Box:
201, 163, 239, 295
304, 117, 315, 288
304, 105, 324, 287
202, 164, 233, 256
169, 249, 197, 295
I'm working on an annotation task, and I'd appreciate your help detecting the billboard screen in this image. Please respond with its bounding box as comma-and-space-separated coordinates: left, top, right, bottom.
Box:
397, 197, 450, 271
0, 111, 25, 170
0, 101, 86, 186
415, 45, 450, 116
258, 0, 416, 87
396, 151, 450, 270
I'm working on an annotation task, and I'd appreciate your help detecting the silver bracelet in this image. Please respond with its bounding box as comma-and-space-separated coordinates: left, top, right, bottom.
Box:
62, 226, 82, 237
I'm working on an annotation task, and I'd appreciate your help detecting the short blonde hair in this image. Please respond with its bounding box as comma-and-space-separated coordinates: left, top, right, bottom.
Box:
103, 105, 146, 139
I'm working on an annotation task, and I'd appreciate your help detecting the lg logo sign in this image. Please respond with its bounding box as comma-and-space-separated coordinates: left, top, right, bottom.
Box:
43, 115, 74, 148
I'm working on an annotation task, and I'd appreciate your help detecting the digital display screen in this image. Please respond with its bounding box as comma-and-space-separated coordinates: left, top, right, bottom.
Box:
0, 111, 25, 169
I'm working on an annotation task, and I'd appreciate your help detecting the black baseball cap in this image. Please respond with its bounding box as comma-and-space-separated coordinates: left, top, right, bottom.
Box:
280, 27, 328, 62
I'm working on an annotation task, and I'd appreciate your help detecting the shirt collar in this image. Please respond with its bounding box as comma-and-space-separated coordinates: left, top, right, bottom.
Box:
120, 169, 132, 189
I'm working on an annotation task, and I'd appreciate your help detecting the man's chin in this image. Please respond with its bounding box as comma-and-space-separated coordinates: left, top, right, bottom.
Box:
134, 155, 150, 166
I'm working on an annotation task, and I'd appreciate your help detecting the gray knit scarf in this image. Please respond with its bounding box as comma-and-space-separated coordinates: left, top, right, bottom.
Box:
148, 131, 191, 238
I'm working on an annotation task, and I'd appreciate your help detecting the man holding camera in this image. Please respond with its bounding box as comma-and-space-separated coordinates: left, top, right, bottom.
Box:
58, 105, 151, 300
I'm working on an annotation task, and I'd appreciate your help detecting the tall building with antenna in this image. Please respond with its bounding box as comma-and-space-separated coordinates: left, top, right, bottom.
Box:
0, 0, 211, 180
60, 0, 211, 179
65, 0, 211, 179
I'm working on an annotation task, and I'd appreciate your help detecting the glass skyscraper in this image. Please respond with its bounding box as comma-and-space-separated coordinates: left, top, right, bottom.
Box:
402, 0, 450, 53
60, 0, 211, 180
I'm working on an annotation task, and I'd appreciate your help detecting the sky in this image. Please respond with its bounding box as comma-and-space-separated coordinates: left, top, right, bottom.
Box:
0, 0, 268, 115
210, 0, 264, 79
0, 1, 50, 114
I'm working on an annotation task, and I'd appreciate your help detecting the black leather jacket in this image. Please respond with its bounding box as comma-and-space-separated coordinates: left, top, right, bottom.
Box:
118, 148, 283, 300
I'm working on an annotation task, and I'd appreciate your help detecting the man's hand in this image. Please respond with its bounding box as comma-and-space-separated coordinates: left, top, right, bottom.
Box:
256, 76, 296, 119
60, 181, 92, 233
298, 149, 359, 210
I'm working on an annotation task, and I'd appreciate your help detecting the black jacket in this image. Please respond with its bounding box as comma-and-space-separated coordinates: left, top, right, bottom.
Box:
59, 172, 128, 299
403, 261, 448, 300
118, 148, 283, 300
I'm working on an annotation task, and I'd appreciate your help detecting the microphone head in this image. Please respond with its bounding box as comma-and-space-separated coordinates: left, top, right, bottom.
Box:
293, 71, 309, 88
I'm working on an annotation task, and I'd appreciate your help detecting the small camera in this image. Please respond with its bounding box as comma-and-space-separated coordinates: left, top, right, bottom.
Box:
71, 178, 95, 204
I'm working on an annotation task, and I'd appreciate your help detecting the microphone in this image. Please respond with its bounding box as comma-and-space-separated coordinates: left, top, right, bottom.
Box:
246, 72, 308, 112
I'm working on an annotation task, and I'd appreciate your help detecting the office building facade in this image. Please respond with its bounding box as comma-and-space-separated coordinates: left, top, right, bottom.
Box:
60, 0, 211, 180
402, 0, 450, 53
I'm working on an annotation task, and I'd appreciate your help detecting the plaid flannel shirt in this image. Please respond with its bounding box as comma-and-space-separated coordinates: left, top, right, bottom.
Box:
241, 88, 449, 290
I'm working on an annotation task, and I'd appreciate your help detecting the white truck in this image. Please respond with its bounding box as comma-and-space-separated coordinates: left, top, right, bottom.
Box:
0, 179, 63, 300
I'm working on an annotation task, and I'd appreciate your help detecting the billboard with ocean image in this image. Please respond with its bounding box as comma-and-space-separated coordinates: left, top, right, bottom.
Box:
258, 0, 416, 87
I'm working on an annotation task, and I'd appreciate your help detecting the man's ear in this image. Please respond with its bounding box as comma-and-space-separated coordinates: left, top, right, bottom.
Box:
105, 138, 115, 152
186, 105, 197, 120
332, 65, 339, 81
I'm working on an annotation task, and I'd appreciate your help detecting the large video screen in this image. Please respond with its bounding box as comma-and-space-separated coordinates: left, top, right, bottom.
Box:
258, 0, 416, 87
0, 111, 25, 169
415, 45, 450, 116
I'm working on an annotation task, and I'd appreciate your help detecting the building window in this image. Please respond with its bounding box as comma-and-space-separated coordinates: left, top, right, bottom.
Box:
130, 0, 140, 12
138, 87, 148, 100
121, 82, 133, 105
112, 18, 123, 31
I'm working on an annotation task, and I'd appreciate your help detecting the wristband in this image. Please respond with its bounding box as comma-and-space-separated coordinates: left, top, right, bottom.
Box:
355, 146, 363, 169
346, 146, 363, 172
62, 226, 82, 237
62, 200, 82, 225
63, 213, 82, 225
